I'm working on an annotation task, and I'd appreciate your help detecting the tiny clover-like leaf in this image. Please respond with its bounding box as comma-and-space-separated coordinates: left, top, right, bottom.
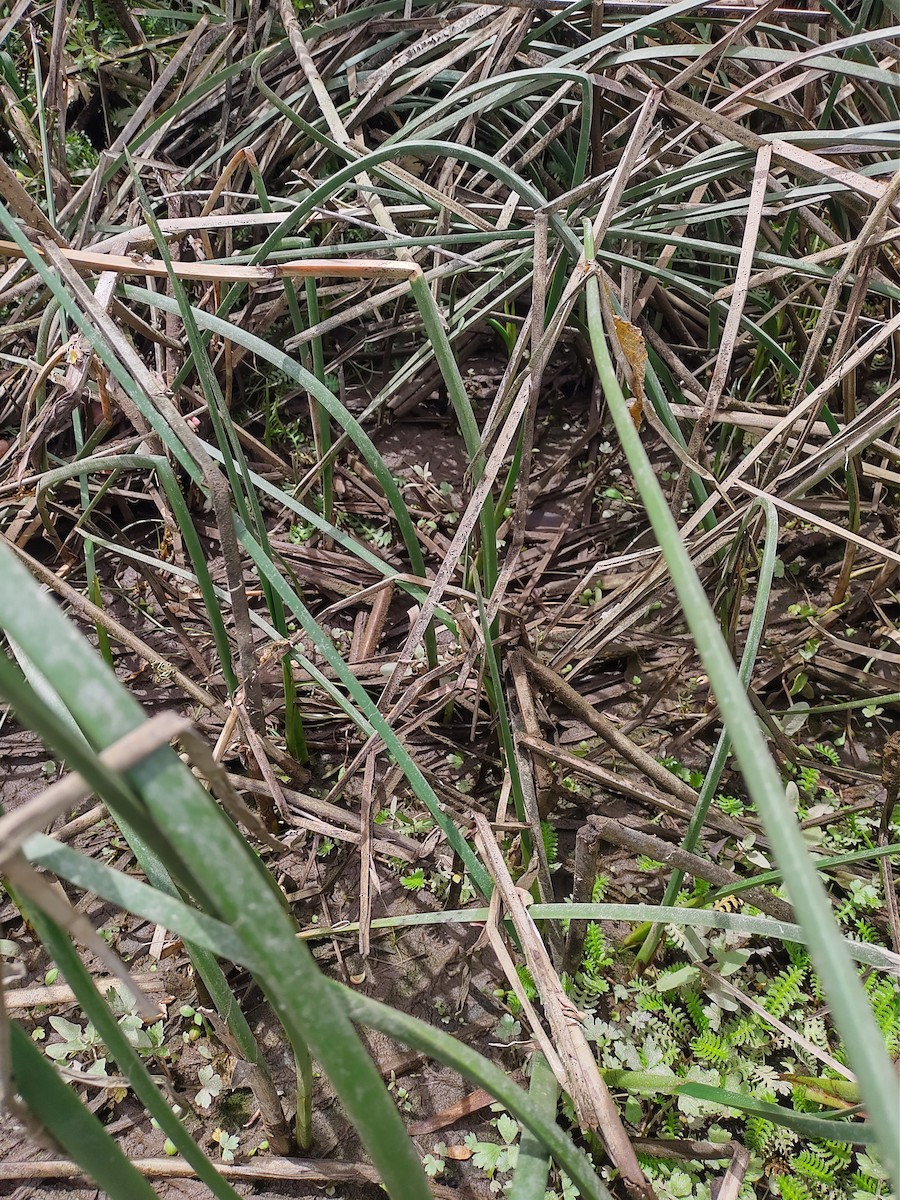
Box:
212, 1128, 240, 1163
668, 1169, 694, 1197
220, 1134, 240, 1163
494, 1013, 521, 1043
495, 1113, 518, 1145
423, 1154, 444, 1178
465, 1134, 504, 1175
195, 1065, 222, 1109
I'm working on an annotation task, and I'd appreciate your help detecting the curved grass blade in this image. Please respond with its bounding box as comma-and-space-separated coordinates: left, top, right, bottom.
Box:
508, 1053, 560, 1200
599, 1073, 876, 1144
583, 226, 900, 1183
634, 496, 778, 969
675, 1083, 877, 1144
20, 902, 243, 1200
9, 1022, 160, 1200
27, 835, 251, 966
43, 832, 898, 981
0, 542, 434, 1200
304, 903, 900, 975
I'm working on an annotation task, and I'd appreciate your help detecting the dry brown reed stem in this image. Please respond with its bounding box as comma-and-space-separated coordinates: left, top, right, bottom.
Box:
0, 714, 190, 868
474, 813, 658, 1200
0, 240, 421, 282
587, 816, 795, 924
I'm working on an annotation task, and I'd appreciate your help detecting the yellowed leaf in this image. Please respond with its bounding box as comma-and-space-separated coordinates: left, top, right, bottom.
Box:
443, 1144, 474, 1161
613, 315, 647, 427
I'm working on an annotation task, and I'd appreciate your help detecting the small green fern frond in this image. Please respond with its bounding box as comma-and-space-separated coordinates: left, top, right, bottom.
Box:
764, 964, 806, 1018
583, 922, 611, 971
792, 1148, 835, 1184
785, 941, 810, 968
850, 1171, 879, 1193
540, 821, 558, 865
813, 1140, 852, 1172
573, 972, 609, 999
854, 918, 878, 943
591, 873, 609, 902
517, 964, 537, 1002
801, 1016, 828, 1050
636, 989, 664, 1013
746, 1114, 774, 1152
660, 1001, 694, 1044
809, 970, 825, 1002
691, 1031, 730, 1064
724, 1013, 766, 1049
796, 765, 820, 795
771, 1123, 801, 1154
815, 742, 840, 766
684, 989, 709, 1034
864, 975, 900, 1052
777, 1173, 814, 1200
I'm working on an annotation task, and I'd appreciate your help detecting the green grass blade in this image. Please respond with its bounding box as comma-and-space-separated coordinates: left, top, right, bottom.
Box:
0, 542, 433, 1200
26, 835, 252, 966
239, 521, 492, 897
635, 496, 778, 968
20, 902, 243, 1200
508, 1053, 560, 1200
583, 229, 900, 1183
9, 1022, 161, 1200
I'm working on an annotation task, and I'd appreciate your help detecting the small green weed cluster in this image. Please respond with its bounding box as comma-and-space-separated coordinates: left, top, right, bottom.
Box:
576, 935, 897, 1200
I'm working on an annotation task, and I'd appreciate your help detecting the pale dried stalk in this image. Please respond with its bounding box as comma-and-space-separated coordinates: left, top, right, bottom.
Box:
0, 713, 191, 868
474, 815, 656, 1200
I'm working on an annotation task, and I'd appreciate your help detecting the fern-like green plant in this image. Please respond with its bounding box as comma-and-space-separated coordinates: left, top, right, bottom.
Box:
715, 793, 745, 816
777, 1174, 815, 1200
518, 965, 538, 1003
850, 1170, 880, 1193
854, 918, 878, 943
746, 1114, 775, 1153
815, 742, 840, 767
659, 1001, 694, 1044
792, 1148, 836, 1185
635, 987, 665, 1013
690, 1031, 730, 1065
591, 874, 609, 902
764, 965, 807, 1018
540, 821, 558, 865
683, 989, 709, 1034
795, 765, 821, 796
723, 1012, 767, 1050
577, 929, 612, 997
813, 1140, 852, 1173
785, 941, 811, 968
863, 975, 900, 1054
